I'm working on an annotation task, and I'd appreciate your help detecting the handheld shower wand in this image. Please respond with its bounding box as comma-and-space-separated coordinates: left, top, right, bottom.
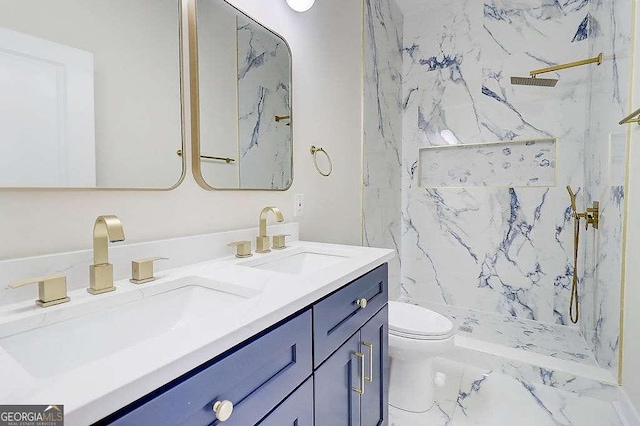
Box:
566, 186, 581, 324
566, 186, 600, 324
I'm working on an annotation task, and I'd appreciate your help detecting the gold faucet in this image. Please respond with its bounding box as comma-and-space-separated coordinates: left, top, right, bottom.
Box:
9, 275, 70, 307
89, 215, 125, 295
256, 207, 284, 253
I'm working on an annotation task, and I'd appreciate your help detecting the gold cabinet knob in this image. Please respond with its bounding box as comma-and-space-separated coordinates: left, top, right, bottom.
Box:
9, 275, 70, 307
212, 400, 234, 421
228, 241, 252, 258
356, 298, 368, 309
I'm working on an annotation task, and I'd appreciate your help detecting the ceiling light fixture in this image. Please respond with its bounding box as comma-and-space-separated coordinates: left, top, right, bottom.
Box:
286, 0, 315, 12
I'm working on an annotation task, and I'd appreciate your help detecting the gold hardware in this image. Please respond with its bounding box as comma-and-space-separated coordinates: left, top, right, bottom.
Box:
310, 146, 333, 177
9, 275, 70, 307
512, 54, 603, 87
363, 342, 373, 382
353, 352, 366, 395
177, 149, 234, 164
530, 53, 603, 78
275, 115, 291, 122
228, 241, 252, 258
587, 201, 600, 230
89, 215, 125, 295
272, 234, 290, 250
566, 186, 600, 324
257, 207, 285, 253
212, 400, 234, 422
619, 107, 640, 125
130, 257, 168, 284
356, 298, 368, 309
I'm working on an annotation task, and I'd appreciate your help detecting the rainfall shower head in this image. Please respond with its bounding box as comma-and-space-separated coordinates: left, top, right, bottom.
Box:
510, 76, 558, 87
511, 53, 603, 88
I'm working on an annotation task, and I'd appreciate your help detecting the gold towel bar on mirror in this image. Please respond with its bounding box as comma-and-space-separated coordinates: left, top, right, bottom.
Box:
619, 107, 640, 125
176, 150, 235, 164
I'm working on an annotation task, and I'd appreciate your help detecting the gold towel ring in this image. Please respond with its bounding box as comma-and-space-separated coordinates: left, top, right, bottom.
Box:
310, 146, 332, 177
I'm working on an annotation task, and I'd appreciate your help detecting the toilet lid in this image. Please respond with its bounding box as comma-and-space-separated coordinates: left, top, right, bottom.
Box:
388, 301, 454, 339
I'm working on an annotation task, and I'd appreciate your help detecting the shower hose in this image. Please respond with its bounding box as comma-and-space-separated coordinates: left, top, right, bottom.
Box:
570, 214, 581, 324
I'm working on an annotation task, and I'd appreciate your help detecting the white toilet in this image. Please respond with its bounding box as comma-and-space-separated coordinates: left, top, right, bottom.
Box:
388, 301, 455, 413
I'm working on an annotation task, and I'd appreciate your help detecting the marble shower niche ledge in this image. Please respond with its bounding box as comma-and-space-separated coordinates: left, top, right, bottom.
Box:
419, 138, 557, 188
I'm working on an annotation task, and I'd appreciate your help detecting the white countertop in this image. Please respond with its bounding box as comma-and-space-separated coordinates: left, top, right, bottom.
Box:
0, 241, 394, 425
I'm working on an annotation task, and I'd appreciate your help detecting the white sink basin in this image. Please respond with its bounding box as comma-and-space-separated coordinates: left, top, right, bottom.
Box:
0, 277, 256, 378
242, 251, 349, 276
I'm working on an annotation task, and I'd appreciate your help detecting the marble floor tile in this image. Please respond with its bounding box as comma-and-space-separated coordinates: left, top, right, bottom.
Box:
453, 367, 622, 426
389, 363, 621, 426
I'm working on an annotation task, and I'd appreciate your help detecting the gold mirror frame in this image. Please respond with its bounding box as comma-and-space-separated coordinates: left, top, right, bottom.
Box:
188, 0, 294, 191
0, 0, 187, 192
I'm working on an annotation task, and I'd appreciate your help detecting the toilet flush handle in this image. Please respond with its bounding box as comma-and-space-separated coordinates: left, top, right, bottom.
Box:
356, 298, 368, 309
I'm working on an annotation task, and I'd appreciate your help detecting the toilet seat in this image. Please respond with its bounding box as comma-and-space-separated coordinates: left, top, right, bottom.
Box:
388, 301, 454, 341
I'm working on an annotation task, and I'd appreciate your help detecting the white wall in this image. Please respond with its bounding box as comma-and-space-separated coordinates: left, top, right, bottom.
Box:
0, 0, 183, 188
622, 0, 640, 411
0, 0, 364, 260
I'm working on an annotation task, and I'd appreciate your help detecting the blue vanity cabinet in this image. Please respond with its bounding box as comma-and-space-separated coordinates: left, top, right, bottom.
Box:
257, 377, 314, 426
314, 307, 389, 426
313, 264, 389, 426
105, 310, 312, 426
313, 264, 388, 368
360, 305, 389, 426
314, 332, 363, 425
101, 263, 389, 426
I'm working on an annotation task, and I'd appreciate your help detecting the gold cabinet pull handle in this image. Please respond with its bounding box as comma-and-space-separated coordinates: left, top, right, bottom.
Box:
212, 400, 234, 422
363, 342, 373, 382
353, 352, 366, 395
356, 298, 368, 309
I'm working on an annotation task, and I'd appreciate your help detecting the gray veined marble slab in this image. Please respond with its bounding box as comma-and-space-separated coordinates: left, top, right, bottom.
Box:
419, 138, 556, 188
453, 366, 622, 426
404, 300, 618, 402
388, 359, 622, 426
363, 0, 404, 299
237, 17, 292, 189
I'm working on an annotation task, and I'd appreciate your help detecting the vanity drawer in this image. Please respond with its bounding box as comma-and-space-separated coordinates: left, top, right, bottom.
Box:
313, 263, 388, 367
256, 376, 314, 426
108, 310, 312, 426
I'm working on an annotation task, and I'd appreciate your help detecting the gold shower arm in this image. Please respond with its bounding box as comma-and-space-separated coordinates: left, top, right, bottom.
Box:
530, 53, 603, 77
619, 107, 640, 125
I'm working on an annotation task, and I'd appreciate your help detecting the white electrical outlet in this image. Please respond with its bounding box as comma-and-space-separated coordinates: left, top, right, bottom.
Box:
294, 193, 305, 217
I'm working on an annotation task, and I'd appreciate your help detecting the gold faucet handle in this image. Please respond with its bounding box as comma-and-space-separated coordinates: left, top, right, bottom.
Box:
9, 275, 70, 307
228, 241, 252, 258
272, 234, 290, 250
130, 257, 168, 285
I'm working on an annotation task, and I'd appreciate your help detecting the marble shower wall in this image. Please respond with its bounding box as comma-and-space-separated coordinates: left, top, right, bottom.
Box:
363, 0, 403, 299
581, 0, 633, 376
400, 1, 593, 325
238, 18, 292, 189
